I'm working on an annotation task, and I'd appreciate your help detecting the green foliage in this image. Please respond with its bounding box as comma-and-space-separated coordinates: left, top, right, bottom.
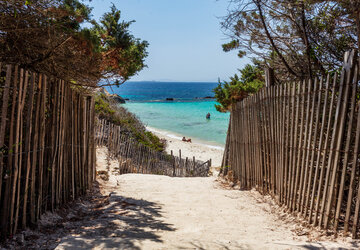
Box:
222, 40, 240, 52
133, 131, 164, 152
0, 1, 148, 87
221, 0, 359, 82
214, 64, 264, 112
90, 5, 149, 84
94, 93, 165, 152
219, 165, 231, 171
94, 94, 116, 116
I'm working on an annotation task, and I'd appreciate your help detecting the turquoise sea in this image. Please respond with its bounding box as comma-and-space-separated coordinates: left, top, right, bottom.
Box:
108, 82, 230, 146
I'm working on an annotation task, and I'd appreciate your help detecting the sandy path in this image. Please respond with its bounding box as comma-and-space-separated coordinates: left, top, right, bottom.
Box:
108, 174, 304, 249
56, 174, 356, 249
54, 148, 357, 250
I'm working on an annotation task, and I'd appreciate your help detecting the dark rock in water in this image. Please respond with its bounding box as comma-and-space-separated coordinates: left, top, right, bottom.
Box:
166, 98, 174, 101
109, 94, 126, 103
98, 87, 126, 103
204, 96, 215, 99
124, 98, 130, 101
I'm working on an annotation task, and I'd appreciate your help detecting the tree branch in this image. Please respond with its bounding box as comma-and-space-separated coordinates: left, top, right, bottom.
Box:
30, 36, 72, 66
300, 2, 313, 80
254, 0, 298, 78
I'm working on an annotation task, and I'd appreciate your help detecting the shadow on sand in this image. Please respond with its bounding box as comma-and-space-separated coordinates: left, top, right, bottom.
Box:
55, 192, 175, 249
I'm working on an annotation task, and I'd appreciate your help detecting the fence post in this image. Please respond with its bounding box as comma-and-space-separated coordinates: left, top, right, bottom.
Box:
179, 149, 182, 176
265, 67, 275, 87
221, 115, 231, 176
171, 150, 175, 177
208, 159, 212, 176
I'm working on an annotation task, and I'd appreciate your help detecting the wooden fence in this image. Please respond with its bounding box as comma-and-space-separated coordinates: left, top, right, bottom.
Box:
221, 50, 360, 237
0, 64, 96, 239
96, 119, 211, 177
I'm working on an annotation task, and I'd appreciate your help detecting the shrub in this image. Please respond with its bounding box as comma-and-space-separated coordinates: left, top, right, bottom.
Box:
94, 93, 165, 151
214, 64, 264, 112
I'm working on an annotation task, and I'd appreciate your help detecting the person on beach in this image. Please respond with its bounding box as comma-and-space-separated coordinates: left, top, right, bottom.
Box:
206, 113, 210, 119
182, 137, 192, 143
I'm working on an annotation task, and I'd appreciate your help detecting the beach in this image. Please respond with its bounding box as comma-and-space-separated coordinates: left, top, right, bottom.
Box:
146, 126, 224, 168
113, 81, 229, 167
115, 81, 230, 146
55, 147, 356, 250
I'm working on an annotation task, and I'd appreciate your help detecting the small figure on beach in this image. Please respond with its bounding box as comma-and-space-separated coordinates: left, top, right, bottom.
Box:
182, 136, 192, 143
206, 113, 211, 119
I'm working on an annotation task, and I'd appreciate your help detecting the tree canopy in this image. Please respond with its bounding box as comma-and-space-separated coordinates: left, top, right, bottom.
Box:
0, 0, 148, 87
221, 0, 359, 82
214, 63, 264, 112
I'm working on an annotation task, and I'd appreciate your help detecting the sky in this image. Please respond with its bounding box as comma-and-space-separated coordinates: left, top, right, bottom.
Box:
88, 0, 249, 82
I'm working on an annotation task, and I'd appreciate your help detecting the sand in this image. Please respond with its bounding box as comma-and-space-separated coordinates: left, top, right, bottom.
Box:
54, 147, 359, 250
146, 126, 224, 168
